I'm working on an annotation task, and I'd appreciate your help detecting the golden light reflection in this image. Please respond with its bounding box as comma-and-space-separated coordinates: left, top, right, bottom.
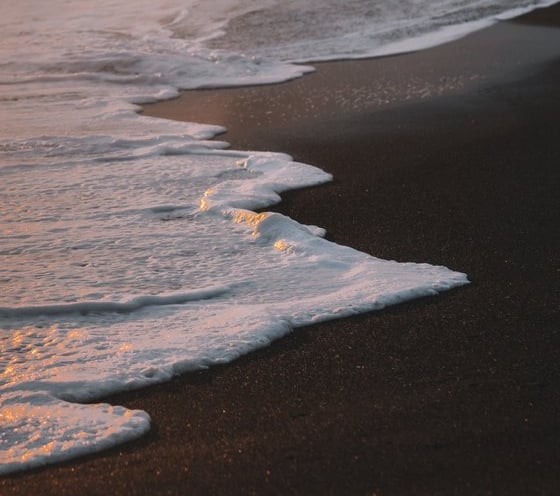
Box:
198, 190, 213, 211
3, 365, 15, 377
66, 329, 82, 341
231, 210, 268, 233
118, 343, 132, 353
1, 405, 27, 423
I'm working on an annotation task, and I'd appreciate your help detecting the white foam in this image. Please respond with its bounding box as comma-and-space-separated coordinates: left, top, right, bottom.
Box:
2, 0, 555, 475
496, 0, 560, 20
200, 155, 332, 212
204, 0, 560, 64
1, 147, 469, 474
0, 393, 150, 475
0, 287, 231, 318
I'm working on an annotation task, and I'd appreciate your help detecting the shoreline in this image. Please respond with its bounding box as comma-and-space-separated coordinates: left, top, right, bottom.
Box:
3, 4, 560, 495
142, 6, 560, 154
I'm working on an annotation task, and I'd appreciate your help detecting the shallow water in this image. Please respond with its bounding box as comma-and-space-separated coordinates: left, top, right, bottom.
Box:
1, 0, 554, 474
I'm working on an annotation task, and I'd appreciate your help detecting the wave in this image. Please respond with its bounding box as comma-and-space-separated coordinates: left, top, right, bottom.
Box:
0, 287, 231, 318
2, 0, 552, 476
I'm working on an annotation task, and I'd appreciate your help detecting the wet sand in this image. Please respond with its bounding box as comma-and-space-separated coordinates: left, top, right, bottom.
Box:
3, 5, 560, 495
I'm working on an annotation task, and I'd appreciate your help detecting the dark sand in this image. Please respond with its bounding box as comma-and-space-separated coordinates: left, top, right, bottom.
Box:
3, 5, 560, 496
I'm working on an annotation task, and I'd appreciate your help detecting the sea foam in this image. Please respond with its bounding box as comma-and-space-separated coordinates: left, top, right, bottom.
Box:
1, 0, 555, 474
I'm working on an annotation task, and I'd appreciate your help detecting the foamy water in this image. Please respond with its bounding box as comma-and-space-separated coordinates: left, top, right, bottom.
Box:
1, 0, 555, 474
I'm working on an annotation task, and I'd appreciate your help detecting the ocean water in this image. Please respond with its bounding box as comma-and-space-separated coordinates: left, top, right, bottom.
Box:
0, 0, 554, 474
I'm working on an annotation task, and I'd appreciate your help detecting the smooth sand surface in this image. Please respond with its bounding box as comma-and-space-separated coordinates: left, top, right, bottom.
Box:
3, 5, 560, 495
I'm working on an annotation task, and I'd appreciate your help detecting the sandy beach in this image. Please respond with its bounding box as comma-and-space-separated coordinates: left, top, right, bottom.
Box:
3, 4, 560, 495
